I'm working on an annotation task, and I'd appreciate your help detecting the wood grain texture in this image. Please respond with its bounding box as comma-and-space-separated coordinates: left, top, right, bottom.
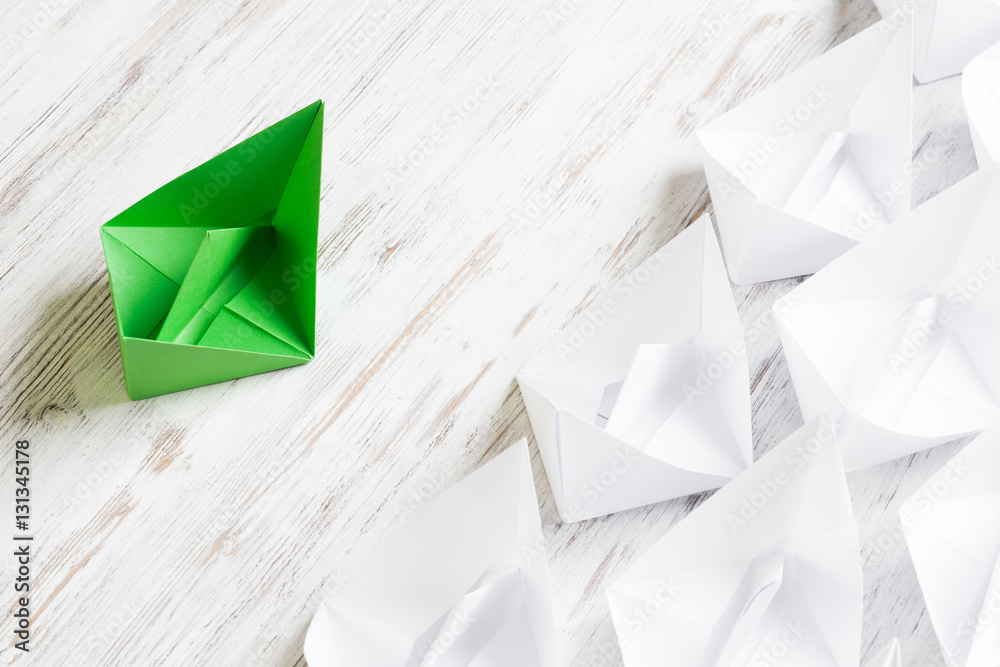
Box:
0, 0, 980, 664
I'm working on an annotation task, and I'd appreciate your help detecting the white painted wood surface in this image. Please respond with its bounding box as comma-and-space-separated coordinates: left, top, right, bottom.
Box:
0, 0, 981, 664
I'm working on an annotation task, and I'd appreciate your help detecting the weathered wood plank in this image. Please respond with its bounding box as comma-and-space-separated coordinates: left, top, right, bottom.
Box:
0, 0, 979, 664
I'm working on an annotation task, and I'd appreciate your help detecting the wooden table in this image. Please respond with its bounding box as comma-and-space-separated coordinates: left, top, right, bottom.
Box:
0, 0, 980, 664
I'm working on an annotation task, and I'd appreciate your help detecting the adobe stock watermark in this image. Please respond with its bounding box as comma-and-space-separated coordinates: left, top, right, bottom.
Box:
577, 114, 626, 164
84, 600, 142, 654
843, 135, 949, 242
615, 578, 683, 647
555, 244, 673, 362
909, 645, 948, 667
383, 74, 501, 190
508, 170, 569, 236
407, 608, 476, 667
578, 639, 623, 667
748, 620, 809, 665
903, 459, 970, 523
253, 254, 318, 319
2, 0, 74, 50
212, 0, 242, 14
406, 529, 547, 666
877, 0, 926, 37
726, 415, 837, 533
562, 449, 639, 521
393, 455, 462, 525
681, 340, 745, 404
679, 0, 752, 69
683, 290, 800, 405
862, 455, 970, 568
713, 84, 834, 203
543, 0, 588, 29
194, 455, 284, 549
243, 570, 347, 666
176, 110, 299, 222
952, 583, 1000, 658
41, 599, 142, 666
61, 439, 139, 512
505, 112, 624, 242
886, 254, 1000, 373
337, 5, 397, 56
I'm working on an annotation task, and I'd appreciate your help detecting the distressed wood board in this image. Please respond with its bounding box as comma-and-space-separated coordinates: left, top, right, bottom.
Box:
0, 0, 981, 664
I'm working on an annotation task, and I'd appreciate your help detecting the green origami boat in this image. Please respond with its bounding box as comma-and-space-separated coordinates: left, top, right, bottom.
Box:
100, 100, 323, 399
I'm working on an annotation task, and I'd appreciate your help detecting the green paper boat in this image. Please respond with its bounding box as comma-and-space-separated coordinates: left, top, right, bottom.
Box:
100, 101, 323, 400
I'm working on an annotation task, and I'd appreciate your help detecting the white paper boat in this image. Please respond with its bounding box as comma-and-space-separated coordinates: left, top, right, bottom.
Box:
518, 215, 752, 522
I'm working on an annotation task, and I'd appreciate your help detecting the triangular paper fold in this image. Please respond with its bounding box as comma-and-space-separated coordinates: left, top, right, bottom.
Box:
874, 0, 1000, 83
901, 424, 1000, 667
864, 639, 902, 667
963, 39, 1000, 168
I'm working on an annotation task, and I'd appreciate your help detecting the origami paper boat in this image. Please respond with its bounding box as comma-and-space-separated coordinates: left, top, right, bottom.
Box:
699, 18, 912, 284
304, 440, 557, 667
100, 101, 323, 399
874, 0, 1000, 83
963, 40, 1000, 168
901, 424, 1000, 667
775, 164, 1000, 471
518, 214, 752, 522
606, 416, 862, 666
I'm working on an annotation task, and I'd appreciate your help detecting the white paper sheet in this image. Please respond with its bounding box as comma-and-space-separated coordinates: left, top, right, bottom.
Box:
774, 164, 1000, 471
698, 18, 912, 284
901, 424, 1000, 667
865, 639, 902, 667
963, 39, 1000, 167
517, 214, 752, 522
874, 0, 1000, 83
303, 439, 557, 667
606, 415, 862, 666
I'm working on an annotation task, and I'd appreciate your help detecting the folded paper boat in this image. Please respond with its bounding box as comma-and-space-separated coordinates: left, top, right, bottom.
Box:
518, 214, 752, 522
699, 18, 912, 284
304, 439, 557, 667
606, 416, 862, 666
100, 101, 323, 399
775, 164, 1000, 471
